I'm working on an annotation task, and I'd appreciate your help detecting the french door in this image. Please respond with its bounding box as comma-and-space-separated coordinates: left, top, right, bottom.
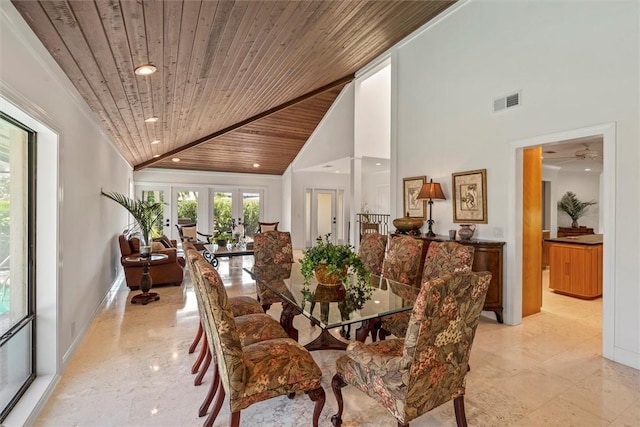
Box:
305, 188, 345, 247
138, 186, 171, 238
210, 189, 262, 237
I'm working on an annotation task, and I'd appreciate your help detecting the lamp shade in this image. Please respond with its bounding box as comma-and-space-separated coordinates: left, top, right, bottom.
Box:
417, 179, 446, 201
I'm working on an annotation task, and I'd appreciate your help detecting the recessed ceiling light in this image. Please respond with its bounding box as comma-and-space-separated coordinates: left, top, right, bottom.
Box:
150, 140, 160, 145
253, 163, 260, 168
171, 158, 180, 162
153, 154, 160, 158
585, 168, 591, 171
134, 64, 157, 76
145, 116, 159, 123
375, 162, 382, 166
335, 170, 340, 174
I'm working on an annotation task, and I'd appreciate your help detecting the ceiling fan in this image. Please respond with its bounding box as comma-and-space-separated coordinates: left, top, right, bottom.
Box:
543, 143, 601, 163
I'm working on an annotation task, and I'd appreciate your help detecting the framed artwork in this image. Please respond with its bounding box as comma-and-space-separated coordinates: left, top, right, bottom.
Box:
452, 169, 487, 223
403, 176, 427, 219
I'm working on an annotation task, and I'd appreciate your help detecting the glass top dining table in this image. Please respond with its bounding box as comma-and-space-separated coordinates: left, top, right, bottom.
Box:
245, 263, 418, 351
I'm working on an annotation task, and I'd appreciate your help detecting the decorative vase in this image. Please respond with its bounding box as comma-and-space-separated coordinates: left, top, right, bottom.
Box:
139, 245, 152, 259
571, 219, 579, 228
216, 239, 228, 247
392, 216, 424, 235
314, 263, 347, 285
458, 224, 476, 240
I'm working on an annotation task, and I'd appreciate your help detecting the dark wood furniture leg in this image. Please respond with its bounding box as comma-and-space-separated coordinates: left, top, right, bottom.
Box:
355, 319, 377, 342
453, 395, 468, 427
304, 329, 348, 351
330, 374, 347, 427
279, 301, 300, 341
306, 386, 326, 427
189, 322, 203, 354
191, 335, 208, 374
194, 347, 211, 386
198, 365, 220, 417
204, 384, 226, 427
130, 261, 160, 305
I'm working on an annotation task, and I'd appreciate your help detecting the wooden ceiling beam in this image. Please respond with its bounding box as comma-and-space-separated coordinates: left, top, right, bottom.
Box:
134, 74, 354, 170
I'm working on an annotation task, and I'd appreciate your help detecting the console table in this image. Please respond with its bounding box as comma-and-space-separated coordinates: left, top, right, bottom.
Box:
395, 234, 505, 323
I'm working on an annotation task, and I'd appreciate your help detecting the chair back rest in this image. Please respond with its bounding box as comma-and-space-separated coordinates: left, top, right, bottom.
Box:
422, 241, 475, 282
181, 225, 197, 241
193, 258, 245, 397
358, 232, 388, 275
258, 221, 279, 232
185, 248, 206, 314
402, 271, 492, 410
382, 235, 424, 286
253, 231, 293, 266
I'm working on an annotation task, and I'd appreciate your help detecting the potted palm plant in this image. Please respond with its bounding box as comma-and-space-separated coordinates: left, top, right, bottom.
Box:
557, 191, 597, 228
102, 191, 164, 257
300, 234, 370, 288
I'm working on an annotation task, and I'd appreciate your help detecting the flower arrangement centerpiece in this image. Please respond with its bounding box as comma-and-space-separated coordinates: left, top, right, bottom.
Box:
300, 234, 370, 288
557, 191, 597, 228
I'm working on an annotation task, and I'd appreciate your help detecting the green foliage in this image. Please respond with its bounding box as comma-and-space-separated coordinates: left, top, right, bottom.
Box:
102, 191, 164, 245
177, 200, 198, 223
213, 193, 232, 231
300, 234, 370, 289
243, 199, 259, 236
557, 191, 597, 221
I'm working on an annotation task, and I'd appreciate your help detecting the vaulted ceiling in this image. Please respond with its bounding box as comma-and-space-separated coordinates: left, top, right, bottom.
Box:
12, 0, 455, 174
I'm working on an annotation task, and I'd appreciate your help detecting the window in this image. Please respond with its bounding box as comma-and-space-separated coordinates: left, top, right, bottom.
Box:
0, 113, 36, 422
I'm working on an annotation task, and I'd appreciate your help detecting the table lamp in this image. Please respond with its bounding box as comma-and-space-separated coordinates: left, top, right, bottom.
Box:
417, 179, 446, 238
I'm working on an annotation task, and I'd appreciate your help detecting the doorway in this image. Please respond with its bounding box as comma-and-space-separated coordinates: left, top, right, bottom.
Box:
511, 123, 615, 359
304, 188, 345, 247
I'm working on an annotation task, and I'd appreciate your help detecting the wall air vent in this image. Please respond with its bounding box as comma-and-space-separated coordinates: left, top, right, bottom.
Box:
493, 91, 521, 113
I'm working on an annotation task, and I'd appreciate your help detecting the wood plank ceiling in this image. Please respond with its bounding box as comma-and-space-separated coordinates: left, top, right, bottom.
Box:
12, 0, 455, 175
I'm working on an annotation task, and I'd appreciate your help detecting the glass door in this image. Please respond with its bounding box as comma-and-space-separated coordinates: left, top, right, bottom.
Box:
306, 189, 345, 246
212, 191, 233, 235
241, 191, 261, 238
138, 186, 170, 238
0, 113, 36, 422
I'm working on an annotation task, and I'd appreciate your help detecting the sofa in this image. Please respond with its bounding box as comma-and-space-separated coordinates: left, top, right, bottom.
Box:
118, 234, 186, 290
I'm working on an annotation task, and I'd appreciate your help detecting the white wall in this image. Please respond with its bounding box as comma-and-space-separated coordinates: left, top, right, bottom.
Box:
394, 0, 639, 367
362, 170, 390, 215
355, 63, 391, 159
1, 2, 133, 424
293, 84, 354, 171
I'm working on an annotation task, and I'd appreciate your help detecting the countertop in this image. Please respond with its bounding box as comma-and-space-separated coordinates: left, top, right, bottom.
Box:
545, 234, 603, 245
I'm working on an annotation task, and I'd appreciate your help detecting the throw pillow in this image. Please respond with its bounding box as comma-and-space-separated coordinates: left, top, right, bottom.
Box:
151, 241, 165, 252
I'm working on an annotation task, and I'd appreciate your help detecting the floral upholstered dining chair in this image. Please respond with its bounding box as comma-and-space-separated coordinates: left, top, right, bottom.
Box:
331, 271, 492, 427
253, 230, 293, 310
357, 232, 388, 276
380, 241, 475, 339
196, 261, 325, 427
381, 234, 424, 287
188, 255, 290, 420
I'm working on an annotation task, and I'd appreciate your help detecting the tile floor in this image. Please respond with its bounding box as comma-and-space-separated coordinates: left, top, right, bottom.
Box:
34, 257, 639, 427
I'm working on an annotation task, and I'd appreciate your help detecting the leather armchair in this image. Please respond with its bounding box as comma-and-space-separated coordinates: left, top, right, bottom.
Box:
118, 234, 185, 290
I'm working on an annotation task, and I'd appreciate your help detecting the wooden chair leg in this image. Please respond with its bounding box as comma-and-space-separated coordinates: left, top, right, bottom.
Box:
194, 347, 211, 386
330, 374, 347, 426
306, 386, 326, 427
191, 334, 208, 374
189, 322, 203, 354
198, 364, 220, 417
229, 411, 241, 427
453, 395, 468, 427
203, 380, 225, 427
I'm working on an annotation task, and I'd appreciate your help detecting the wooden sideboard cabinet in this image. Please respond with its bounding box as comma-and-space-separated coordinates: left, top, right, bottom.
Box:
395, 234, 505, 323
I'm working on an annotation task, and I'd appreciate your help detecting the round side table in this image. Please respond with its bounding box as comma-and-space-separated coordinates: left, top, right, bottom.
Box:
125, 253, 168, 305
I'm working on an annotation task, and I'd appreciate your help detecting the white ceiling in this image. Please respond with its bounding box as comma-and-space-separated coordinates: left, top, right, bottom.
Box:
541, 135, 603, 173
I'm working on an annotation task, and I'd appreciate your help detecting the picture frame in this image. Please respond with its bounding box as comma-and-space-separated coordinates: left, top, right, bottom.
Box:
452, 169, 488, 223
403, 176, 427, 219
